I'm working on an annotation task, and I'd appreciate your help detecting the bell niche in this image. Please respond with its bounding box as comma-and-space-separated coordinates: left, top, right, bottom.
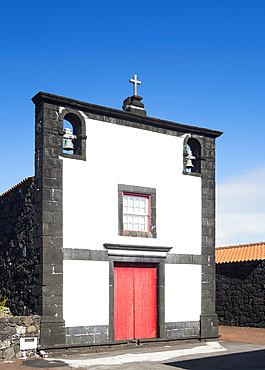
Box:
63, 119, 75, 154
60, 111, 86, 160
183, 136, 202, 174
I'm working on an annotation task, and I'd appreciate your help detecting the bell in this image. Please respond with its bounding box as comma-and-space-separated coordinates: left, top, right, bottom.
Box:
186, 159, 194, 168
63, 138, 74, 151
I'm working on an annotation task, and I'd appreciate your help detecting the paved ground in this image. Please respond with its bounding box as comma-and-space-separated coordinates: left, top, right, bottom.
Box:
0, 326, 264, 369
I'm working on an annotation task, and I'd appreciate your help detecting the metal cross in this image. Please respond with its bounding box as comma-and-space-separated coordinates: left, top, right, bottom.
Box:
129, 74, 141, 96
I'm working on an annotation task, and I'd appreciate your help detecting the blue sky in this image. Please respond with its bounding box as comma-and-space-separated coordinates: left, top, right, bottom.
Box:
1, 0, 265, 246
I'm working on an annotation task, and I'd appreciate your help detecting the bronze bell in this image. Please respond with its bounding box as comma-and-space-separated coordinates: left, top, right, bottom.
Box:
63, 138, 74, 151
186, 158, 194, 168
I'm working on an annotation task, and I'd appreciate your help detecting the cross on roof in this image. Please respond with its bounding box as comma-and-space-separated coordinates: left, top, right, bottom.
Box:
129, 74, 141, 96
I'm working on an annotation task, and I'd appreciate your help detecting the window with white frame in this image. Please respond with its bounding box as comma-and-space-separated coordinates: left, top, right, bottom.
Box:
118, 184, 156, 238
123, 194, 150, 232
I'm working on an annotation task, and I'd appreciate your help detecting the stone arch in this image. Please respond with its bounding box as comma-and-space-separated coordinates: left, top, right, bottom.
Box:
59, 109, 86, 159
183, 135, 203, 174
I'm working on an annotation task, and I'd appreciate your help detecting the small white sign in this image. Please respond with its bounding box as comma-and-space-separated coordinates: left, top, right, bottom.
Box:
20, 337, 37, 350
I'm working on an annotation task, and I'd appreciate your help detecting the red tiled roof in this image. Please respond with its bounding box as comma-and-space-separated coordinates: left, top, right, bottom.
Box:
0, 176, 34, 198
216, 242, 265, 264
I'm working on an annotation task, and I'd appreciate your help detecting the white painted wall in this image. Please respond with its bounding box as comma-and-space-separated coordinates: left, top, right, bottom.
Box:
63, 260, 109, 327
62, 117, 201, 254
165, 264, 201, 322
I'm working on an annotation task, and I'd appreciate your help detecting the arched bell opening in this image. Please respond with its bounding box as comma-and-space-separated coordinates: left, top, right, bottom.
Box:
186, 138, 201, 173
63, 119, 75, 154
60, 110, 86, 160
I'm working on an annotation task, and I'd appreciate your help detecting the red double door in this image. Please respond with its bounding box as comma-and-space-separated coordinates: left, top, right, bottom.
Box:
114, 263, 157, 340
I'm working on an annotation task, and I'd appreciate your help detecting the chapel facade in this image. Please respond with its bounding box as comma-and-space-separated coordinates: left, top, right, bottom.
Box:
0, 78, 222, 347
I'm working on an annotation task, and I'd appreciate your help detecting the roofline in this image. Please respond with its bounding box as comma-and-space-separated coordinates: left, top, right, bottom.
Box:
32, 92, 223, 139
0, 176, 34, 198
216, 242, 265, 264
216, 259, 264, 264
216, 242, 265, 250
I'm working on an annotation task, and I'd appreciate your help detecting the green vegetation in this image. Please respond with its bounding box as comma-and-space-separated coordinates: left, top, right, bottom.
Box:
0, 296, 11, 317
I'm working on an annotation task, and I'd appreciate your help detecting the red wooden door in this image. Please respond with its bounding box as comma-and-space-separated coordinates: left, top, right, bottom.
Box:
114, 264, 134, 340
114, 263, 157, 340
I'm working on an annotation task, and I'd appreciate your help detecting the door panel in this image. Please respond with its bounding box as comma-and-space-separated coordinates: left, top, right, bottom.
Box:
134, 266, 157, 339
114, 263, 157, 340
114, 265, 134, 340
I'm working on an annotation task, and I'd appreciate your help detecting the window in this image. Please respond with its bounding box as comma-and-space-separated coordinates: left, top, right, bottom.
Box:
118, 184, 156, 238
123, 194, 150, 232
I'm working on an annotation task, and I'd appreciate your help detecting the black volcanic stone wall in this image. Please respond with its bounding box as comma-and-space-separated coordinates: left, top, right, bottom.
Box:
0, 179, 39, 315
216, 261, 265, 328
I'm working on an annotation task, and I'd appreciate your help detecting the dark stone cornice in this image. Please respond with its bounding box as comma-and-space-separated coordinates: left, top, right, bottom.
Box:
32, 91, 223, 138
103, 243, 172, 252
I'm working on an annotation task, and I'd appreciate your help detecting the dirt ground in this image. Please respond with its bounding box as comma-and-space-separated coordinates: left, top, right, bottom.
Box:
218, 325, 265, 345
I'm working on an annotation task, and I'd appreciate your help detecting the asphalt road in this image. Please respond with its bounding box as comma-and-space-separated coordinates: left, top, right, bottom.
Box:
9, 340, 265, 370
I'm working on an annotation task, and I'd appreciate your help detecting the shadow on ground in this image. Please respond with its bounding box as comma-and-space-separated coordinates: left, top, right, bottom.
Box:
22, 359, 67, 368
165, 349, 265, 369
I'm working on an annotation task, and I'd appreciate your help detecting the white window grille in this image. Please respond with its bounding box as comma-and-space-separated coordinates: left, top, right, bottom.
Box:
123, 194, 149, 232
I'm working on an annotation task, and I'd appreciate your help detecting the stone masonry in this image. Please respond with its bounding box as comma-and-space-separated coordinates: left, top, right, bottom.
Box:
0, 178, 40, 316
216, 260, 265, 328
0, 315, 40, 360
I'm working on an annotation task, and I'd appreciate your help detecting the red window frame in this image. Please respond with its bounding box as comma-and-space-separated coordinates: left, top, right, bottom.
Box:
122, 193, 150, 233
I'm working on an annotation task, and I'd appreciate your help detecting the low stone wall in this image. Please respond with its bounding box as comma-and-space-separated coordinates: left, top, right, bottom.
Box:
0, 316, 40, 360
216, 260, 265, 328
